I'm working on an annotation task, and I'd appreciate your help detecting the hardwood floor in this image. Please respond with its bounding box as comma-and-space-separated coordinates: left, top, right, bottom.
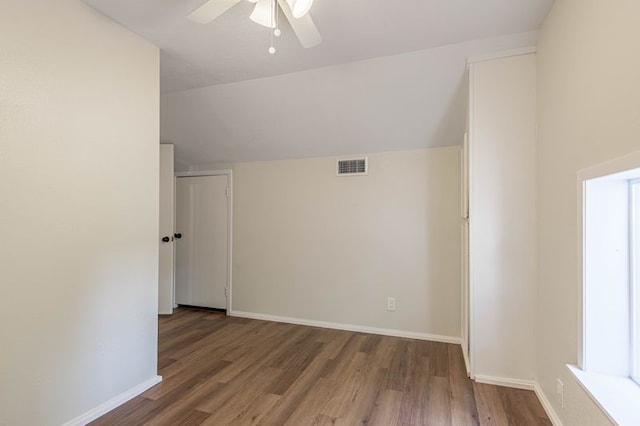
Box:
91, 307, 551, 425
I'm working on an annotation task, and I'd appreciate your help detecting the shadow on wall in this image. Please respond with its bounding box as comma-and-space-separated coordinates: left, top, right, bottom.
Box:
431, 73, 468, 147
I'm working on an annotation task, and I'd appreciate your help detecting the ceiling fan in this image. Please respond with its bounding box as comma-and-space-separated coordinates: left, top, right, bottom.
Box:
188, 0, 322, 49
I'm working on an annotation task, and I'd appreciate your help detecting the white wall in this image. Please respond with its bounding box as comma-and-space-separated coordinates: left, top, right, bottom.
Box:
231, 148, 462, 339
468, 54, 537, 383
536, 0, 640, 424
0, 1, 160, 425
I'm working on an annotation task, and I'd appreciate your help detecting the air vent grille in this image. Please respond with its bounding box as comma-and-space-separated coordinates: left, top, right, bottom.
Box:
337, 158, 368, 176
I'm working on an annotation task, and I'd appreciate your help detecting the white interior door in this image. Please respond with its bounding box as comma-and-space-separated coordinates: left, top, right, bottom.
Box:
462, 219, 470, 372
175, 175, 229, 309
461, 132, 471, 375
158, 144, 175, 315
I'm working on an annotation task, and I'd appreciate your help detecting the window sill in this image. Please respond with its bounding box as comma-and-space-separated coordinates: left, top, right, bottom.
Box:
568, 364, 640, 425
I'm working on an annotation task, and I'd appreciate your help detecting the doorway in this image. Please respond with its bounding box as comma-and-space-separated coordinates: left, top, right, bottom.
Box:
174, 171, 232, 311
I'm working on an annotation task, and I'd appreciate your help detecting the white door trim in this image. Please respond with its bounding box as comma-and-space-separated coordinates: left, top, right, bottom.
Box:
174, 169, 233, 312
159, 144, 175, 315
175, 170, 233, 178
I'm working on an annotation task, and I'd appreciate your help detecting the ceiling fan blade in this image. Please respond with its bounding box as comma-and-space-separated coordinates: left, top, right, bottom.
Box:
277, 0, 322, 48
187, 0, 242, 24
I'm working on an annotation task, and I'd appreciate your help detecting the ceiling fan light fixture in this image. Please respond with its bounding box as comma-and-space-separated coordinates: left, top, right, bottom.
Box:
249, 0, 276, 28
286, 0, 314, 18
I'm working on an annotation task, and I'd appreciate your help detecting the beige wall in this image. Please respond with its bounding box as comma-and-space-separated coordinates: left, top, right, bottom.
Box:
0, 1, 159, 424
536, 0, 640, 424
232, 147, 462, 338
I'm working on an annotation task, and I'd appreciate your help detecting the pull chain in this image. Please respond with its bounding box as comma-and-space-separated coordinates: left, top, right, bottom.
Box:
268, 0, 281, 54
274, 0, 281, 37
268, 0, 277, 54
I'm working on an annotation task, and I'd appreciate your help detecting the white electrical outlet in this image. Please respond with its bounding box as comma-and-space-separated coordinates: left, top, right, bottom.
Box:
557, 378, 564, 408
387, 297, 396, 311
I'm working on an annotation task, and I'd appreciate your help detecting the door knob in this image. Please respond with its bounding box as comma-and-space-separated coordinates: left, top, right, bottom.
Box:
162, 236, 171, 243
174, 233, 182, 239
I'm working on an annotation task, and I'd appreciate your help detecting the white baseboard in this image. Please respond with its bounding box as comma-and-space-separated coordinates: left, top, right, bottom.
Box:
534, 382, 563, 426
62, 375, 162, 426
229, 310, 461, 344
474, 375, 535, 390
474, 376, 563, 425
461, 345, 471, 377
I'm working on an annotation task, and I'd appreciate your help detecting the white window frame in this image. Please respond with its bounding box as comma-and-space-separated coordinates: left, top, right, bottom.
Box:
572, 151, 640, 425
630, 179, 640, 385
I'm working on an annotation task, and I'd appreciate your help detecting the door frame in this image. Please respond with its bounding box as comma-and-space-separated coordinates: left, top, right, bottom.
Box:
174, 169, 233, 312
159, 144, 176, 315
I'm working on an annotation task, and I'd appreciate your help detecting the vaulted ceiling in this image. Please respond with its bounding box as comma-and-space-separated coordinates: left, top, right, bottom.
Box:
82, 0, 554, 166
83, 0, 553, 92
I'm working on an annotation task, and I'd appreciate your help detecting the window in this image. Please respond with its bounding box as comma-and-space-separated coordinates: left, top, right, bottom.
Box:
573, 155, 640, 425
582, 171, 631, 377
631, 179, 640, 384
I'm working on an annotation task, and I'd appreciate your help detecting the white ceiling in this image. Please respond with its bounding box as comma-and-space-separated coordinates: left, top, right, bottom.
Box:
83, 0, 553, 92
160, 32, 539, 166
81, 0, 553, 166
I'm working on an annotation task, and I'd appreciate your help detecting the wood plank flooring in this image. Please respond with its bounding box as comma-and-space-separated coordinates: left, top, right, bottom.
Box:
91, 307, 551, 425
